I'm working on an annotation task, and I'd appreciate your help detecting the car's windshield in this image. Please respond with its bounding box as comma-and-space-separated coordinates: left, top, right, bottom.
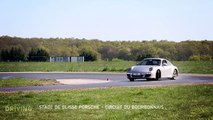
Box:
137, 59, 161, 66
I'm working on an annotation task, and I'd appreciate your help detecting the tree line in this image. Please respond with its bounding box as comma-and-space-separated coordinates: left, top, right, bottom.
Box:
0, 36, 212, 61
1, 47, 49, 61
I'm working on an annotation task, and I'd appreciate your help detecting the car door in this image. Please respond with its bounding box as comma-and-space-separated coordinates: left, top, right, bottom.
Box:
161, 60, 172, 77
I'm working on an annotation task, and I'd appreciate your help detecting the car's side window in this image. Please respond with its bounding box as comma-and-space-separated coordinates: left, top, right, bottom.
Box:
162, 60, 168, 66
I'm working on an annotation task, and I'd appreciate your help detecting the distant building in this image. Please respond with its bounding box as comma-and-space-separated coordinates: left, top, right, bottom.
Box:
50, 56, 84, 62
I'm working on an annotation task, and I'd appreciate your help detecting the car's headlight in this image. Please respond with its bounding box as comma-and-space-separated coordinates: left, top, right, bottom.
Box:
149, 67, 153, 71
128, 67, 134, 72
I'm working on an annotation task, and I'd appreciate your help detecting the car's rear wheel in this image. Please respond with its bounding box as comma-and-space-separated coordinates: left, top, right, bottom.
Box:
129, 78, 134, 82
156, 70, 161, 80
171, 69, 178, 80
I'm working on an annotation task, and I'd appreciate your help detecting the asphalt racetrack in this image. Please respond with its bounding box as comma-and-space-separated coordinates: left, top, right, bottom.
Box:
0, 72, 213, 92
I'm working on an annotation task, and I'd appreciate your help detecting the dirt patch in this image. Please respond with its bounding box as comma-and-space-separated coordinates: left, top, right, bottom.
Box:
56, 79, 110, 85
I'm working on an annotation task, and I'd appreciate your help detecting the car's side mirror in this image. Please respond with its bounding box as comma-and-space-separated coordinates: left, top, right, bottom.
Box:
162, 63, 167, 66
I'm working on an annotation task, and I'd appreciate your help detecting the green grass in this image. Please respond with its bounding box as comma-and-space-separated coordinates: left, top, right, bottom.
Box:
0, 84, 212, 119
0, 61, 136, 72
173, 61, 213, 74
0, 78, 59, 87
0, 61, 213, 74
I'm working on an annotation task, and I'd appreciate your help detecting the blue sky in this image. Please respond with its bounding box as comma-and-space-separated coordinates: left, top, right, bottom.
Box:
0, 0, 212, 41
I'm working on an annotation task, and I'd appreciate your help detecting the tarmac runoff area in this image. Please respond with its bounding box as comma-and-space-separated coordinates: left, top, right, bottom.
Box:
57, 79, 110, 85
0, 73, 212, 92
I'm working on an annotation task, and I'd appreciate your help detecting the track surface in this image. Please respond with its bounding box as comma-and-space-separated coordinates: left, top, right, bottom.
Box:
0, 72, 213, 91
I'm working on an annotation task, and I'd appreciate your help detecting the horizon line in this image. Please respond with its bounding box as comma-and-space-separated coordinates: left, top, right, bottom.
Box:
0, 35, 212, 42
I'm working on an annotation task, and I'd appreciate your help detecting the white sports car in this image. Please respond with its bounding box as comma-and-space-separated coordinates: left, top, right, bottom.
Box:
127, 58, 178, 81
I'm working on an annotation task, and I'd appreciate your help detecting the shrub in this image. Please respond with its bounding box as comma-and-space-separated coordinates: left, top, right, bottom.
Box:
102, 67, 110, 71
189, 55, 212, 61
28, 48, 49, 62
189, 55, 200, 61
79, 50, 97, 61
1, 47, 25, 61
200, 55, 212, 61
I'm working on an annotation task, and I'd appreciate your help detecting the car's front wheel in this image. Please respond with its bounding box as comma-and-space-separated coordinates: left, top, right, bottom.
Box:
156, 70, 161, 80
129, 78, 134, 82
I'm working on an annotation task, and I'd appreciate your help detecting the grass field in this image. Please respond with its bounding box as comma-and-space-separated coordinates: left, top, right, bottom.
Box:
0, 78, 59, 87
0, 84, 212, 119
0, 61, 213, 74
174, 61, 213, 74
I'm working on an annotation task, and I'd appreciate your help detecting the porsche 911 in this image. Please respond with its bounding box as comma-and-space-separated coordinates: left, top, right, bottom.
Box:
127, 58, 178, 81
